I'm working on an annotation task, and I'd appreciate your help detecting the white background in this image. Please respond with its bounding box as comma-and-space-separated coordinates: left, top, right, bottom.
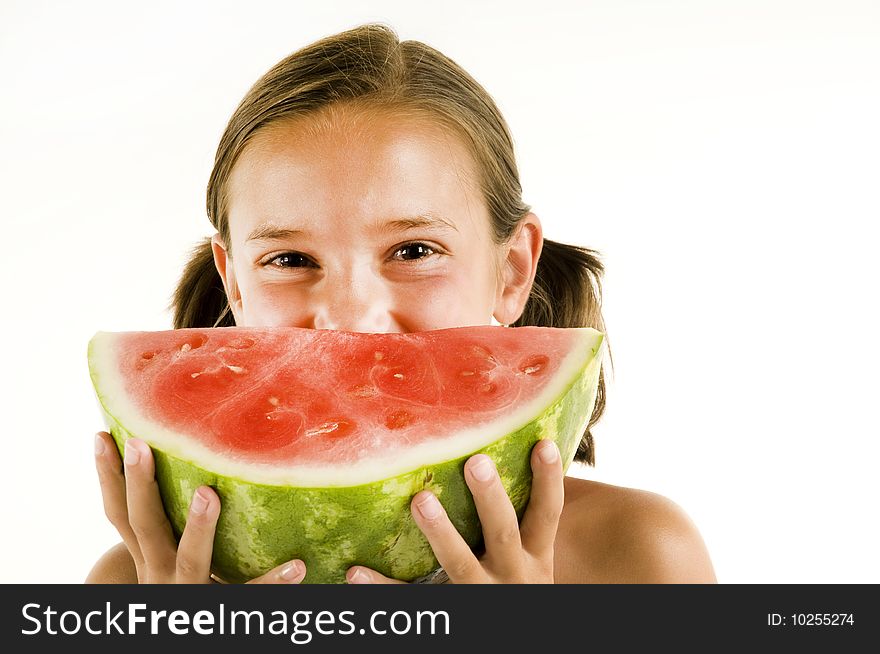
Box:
1, 0, 877, 583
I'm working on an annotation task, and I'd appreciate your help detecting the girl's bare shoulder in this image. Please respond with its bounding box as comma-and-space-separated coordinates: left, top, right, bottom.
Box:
555, 476, 717, 583
86, 542, 137, 584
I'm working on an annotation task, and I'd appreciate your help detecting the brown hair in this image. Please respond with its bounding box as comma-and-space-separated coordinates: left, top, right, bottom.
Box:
169, 23, 609, 466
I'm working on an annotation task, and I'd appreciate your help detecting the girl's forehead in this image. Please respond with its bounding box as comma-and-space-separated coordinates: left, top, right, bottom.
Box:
237, 105, 477, 176
226, 106, 489, 240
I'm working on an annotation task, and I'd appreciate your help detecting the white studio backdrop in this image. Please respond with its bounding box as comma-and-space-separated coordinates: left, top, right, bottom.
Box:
1, 0, 877, 583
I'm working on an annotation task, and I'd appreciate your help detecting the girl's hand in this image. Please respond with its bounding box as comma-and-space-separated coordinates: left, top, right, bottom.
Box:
346, 440, 564, 584
94, 431, 305, 584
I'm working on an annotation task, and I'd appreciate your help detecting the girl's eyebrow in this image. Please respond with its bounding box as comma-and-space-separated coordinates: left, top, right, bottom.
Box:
381, 213, 459, 234
246, 224, 306, 242
246, 213, 458, 242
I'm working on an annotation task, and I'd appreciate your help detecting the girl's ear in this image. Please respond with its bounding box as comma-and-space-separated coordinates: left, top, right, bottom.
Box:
211, 233, 243, 323
493, 213, 543, 326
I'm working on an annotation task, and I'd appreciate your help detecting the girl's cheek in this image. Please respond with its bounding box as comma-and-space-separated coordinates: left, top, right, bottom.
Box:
390, 280, 491, 332
241, 285, 312, 328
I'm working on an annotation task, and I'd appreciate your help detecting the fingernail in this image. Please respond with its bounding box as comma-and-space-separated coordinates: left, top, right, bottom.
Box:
123, 441, 140, 466
347, 567, 368, 584
416, 492, 442, 520
470, 455, 494, 482
539, 441, 559, 465
190, 488, 209, 515
94, 434, 105, 456
280, 561, 302, 581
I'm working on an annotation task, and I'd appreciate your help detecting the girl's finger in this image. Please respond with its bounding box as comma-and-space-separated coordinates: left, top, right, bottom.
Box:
123, 438, 177, 577
464, 454, 523, 579
246, 559, 307, 584
94, 431, 144, 568
175, 486, 222, 583
410, 491, 487, 584
346, 566, 407, 584
518, 440, 564, 560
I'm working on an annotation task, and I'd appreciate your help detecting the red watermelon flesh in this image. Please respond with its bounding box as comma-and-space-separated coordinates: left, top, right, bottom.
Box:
115, 326, 577, 468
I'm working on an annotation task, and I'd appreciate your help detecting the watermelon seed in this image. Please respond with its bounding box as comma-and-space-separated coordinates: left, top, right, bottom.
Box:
268, 396, 280, 406
229, 337, 256, 350
179, 334, 208, 352
226, 365, 246, 374
460, 370, 474, 377
305, 422, 340, 437
384, 410, 414, 430
518, 355, 549, 376
374, 351, 384, 361
141, 352, 155, 360
350, 385, 378, 398
470, 345, 499, 364
393, 373, 404, 379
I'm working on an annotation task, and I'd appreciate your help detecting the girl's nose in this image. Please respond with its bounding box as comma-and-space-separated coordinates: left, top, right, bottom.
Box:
311, 268, 396, 333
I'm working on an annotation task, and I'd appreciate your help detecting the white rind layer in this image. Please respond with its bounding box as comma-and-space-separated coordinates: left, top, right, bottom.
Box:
89, 328, 604, 487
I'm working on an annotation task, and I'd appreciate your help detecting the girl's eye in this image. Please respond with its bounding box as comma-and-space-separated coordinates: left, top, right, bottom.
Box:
393, 243, 436, 261
265, 252, 315, 269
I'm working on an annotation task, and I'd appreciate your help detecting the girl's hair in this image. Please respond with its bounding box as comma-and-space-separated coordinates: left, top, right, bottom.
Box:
169, 23, 608, 466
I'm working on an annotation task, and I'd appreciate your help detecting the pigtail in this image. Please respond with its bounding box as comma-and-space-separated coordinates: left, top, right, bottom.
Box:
169, 237, 235, 330
514, 238, 610, 466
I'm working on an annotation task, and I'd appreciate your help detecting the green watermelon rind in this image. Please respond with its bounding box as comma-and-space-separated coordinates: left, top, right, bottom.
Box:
91, 330, 603, 584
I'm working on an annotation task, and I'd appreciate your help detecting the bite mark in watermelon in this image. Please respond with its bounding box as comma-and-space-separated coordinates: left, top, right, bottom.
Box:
87, 325, 604, 583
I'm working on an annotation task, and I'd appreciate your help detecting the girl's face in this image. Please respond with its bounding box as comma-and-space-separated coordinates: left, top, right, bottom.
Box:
212, 107, 542, 332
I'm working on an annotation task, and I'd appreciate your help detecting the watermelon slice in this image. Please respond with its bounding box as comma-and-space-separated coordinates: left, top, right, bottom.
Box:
87, 325, 604, 583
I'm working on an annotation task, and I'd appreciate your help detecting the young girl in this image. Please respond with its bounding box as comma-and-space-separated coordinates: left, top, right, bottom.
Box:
88, 24, 715, 584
